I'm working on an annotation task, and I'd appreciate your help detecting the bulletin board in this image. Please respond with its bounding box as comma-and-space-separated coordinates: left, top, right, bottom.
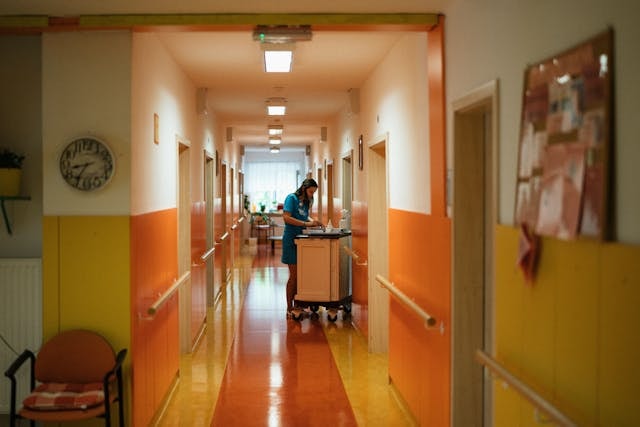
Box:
514, 28, 614, 241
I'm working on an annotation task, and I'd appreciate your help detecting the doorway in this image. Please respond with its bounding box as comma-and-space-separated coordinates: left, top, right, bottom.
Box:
451, 80, 498, 427
367, 135, 389, 353
177, 139, 192, 354
341, 151, 353, 217
220, 162, 230, 283
326, 161, 334, 225
205, 152, 215, 306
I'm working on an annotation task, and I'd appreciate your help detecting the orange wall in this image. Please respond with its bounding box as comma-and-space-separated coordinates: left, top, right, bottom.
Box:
388, 210, 451, 426
130, 208, 179, 427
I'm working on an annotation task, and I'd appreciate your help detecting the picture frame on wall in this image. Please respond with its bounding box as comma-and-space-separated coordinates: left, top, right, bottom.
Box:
513, 28, 614, 241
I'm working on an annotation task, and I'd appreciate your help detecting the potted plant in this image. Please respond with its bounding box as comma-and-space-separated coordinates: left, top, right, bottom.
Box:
0, 147, 25, 197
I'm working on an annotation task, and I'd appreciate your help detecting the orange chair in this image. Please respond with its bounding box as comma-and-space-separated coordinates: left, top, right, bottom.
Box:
4, 329, 127, 427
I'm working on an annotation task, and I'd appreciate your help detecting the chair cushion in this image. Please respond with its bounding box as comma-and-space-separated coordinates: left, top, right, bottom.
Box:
22, 382, 105, 411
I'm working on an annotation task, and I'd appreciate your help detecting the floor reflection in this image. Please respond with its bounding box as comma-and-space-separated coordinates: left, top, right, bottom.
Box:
158, 244, 416, 427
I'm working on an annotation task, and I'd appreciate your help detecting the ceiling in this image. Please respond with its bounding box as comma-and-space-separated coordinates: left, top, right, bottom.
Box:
156, 29, 408, 152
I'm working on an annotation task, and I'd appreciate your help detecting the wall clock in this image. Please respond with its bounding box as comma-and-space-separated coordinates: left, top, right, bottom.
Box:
59, 136, 115, 191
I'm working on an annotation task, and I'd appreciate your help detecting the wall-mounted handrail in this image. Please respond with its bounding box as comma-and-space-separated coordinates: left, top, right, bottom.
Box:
342, 245, 368, 266
475, 349, 578, 427
147, 271, 190, 316
200, 246, 216, 262
375, 274, 437, 327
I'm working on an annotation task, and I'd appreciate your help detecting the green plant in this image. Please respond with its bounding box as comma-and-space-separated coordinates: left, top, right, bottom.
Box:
0, 147, 25, 169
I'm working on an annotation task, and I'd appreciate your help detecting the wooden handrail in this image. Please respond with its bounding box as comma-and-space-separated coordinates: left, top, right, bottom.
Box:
475, 350, 578, 427
147, 272, 190, 316
200, 246, 215, 261
375, 274, 436, 327
342, 245, 368, 266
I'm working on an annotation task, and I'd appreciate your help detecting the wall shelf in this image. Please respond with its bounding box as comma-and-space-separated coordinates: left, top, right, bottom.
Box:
0, 196, 31, 235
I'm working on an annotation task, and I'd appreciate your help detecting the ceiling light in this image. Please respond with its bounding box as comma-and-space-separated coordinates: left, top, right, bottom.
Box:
270, 146, 280, 154
268, 125, 284, 135
264, 50, 292, 72
267, 105, 286, 115
266, 97, 287, 116
269, 137, 281, 145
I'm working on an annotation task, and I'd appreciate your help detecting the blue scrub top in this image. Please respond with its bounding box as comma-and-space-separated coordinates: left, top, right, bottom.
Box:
281, 193, 310, 265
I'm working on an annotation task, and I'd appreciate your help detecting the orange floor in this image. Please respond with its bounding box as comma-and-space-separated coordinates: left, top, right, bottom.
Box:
157, 243, 415, 426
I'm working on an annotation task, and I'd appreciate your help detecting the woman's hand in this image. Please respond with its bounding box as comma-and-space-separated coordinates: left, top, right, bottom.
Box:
307, 219, 322, 227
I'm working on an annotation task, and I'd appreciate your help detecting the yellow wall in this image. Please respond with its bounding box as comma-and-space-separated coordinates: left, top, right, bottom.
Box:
494, 225, 640, 426
42, 215, 132, 421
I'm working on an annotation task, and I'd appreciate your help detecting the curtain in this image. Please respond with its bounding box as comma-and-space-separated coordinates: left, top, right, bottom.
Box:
244, 162, 299, 211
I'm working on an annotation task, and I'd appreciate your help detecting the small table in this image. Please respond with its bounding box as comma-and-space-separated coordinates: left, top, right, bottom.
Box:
253, 223, 272, 243
268, 235, 283, 253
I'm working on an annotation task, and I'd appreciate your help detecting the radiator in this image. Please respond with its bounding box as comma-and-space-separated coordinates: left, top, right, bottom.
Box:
0, 258, 42, 414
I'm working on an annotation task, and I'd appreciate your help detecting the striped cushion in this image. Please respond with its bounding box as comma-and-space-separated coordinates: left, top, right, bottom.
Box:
23, 382, 104, 411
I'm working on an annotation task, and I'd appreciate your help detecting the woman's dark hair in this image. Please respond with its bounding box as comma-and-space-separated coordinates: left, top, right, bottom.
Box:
294, 178, 318, 206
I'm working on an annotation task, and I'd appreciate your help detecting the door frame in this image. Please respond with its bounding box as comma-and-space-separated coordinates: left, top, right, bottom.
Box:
367, 133, 390, 353
451, 79, 499, 427
177, 137, 192, 354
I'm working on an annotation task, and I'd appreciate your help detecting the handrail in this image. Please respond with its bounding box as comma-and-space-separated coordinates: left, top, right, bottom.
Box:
218, 232, 229, 242
238, 216, 245, 223
375, 274, 436, 327
342, 245, 368, 266
475, 350, 578, 427
231, 223, 238, 230
200, 246, 216, 262
147, 271, 190, 316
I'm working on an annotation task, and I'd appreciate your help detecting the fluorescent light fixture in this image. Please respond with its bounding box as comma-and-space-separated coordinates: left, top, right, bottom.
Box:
264, 50, 293, 73
270, 146, 280, 153
268, 125, 283, 135
269, 137, 281, 145
266, 97, 287, 116
267, 106, 286, 115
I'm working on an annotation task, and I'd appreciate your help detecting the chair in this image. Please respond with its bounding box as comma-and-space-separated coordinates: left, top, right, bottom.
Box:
4, 329, 127, 427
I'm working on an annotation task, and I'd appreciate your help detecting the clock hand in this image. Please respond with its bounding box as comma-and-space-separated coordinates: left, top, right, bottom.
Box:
72, 161, 95, 180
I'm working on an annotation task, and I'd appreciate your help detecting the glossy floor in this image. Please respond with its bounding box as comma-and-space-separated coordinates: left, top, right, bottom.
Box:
157, 244, 415, 426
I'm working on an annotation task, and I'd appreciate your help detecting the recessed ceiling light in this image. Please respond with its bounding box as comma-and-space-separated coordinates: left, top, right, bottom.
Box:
266, 97, 287, 116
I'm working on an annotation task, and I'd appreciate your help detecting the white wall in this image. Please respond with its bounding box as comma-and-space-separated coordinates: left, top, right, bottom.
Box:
361, 33, 430, 213
442, 0, 640, 243
131, 32, 217, 215
42, 31, 131, 216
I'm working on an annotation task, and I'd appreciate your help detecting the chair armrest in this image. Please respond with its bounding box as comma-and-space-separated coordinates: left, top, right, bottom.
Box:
103, 349, 127, 395
4, 349, 35, 423
4, 349, 35, 380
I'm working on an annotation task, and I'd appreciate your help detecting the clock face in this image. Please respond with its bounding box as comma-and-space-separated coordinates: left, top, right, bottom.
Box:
59, 137, 115, 191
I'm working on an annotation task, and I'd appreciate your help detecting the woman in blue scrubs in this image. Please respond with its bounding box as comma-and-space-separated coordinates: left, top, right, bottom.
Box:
282, 178, 322, 316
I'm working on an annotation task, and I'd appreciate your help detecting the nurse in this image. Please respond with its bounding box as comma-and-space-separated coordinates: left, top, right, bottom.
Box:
281, 178, 323, 316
